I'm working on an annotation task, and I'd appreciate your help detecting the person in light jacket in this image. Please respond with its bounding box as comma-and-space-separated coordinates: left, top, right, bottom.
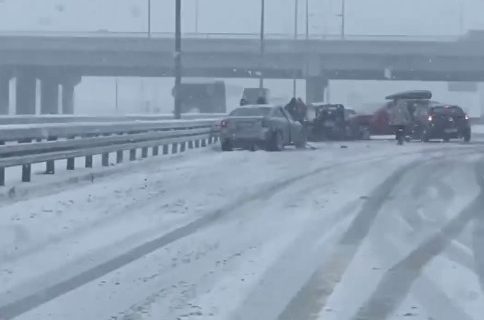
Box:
389, 99, 412, 143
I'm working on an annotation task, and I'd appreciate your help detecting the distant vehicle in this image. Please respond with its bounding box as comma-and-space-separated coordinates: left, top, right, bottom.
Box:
241, 88, 270, 105
219, 105, 306, 151
306, 103, 370, 141
412, 104, 471, 142
385, 90, 433, 101
370, 91, 437, 136
173, 81, 226, 113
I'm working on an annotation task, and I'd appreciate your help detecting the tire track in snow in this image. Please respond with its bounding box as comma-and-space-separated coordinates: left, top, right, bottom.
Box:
0, 154, 395, 320
352, 160, 484, 320
277, 160, 418, 320
471, 160, 484, 293
365, 224, 474, 320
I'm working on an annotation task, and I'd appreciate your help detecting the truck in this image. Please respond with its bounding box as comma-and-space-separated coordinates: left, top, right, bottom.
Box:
173, 81, 226, 113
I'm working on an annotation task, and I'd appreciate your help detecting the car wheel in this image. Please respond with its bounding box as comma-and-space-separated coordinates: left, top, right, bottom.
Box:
443, 136, 450, 143
295, 132, 307, 149
421, 129, 430, 142
267, 131, 284, 151
360, 127, 371, 140
463, 130, 471, 143
221, 139, 233, 151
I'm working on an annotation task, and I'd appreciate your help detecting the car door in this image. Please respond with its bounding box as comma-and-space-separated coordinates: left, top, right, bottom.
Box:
272, 107, 291, 144
281, 107, 301, 143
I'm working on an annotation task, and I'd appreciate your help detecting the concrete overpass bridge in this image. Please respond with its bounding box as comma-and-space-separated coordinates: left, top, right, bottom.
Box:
0, 31, 483, 114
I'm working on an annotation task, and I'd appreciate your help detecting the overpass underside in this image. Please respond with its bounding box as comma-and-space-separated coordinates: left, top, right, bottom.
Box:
0, 68, 81, 115
2, 36, 484, 110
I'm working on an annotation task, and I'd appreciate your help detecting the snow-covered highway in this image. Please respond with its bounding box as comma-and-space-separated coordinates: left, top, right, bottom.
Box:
1, 139, 484, 320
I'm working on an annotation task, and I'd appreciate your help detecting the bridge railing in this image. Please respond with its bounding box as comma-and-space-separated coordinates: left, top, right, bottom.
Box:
0, 30, 460, 42
0, 119, 222, 186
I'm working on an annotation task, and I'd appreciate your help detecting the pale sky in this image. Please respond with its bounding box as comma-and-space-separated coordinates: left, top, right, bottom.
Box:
0, 0, 483, 35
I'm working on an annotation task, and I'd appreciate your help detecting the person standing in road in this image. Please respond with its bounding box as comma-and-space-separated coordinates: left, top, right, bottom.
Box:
389, 99, 412, 144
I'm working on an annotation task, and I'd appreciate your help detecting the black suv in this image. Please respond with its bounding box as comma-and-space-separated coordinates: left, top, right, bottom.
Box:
412, 104, 471, 142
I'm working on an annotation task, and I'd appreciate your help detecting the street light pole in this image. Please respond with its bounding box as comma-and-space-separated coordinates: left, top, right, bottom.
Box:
147, 0, 151, 38
115, 78, 119, 112
459, 2, 464, 34
305, 0, 309, 40
341, 0, 346, 39
195, 0, 199, 33
259, 0, 265, 90
174, 0, 182, 119
293, 0, 298, 97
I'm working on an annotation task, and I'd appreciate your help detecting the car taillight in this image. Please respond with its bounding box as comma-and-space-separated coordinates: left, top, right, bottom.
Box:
220, 120, 228, 128
428, 115, 433, 122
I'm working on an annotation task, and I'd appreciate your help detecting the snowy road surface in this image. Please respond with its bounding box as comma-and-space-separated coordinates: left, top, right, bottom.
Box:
1, 139, 484, 320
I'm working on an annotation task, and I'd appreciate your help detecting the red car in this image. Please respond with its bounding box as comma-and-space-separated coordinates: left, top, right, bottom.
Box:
369, 102, 394, 135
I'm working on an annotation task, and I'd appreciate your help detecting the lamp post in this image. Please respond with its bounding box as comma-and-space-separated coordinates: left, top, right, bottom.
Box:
147, 0, 151, 37
293, 0, 298, 97
115, 78, 119, 112
259, 0, 265, 90
174, 0, 182, 119
305, 0, 309, 40
338, 0, 346, 39
195, 0, 199, 33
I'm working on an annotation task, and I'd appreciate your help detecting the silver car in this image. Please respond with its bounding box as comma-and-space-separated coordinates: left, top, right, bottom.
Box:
219, 105, 307, 151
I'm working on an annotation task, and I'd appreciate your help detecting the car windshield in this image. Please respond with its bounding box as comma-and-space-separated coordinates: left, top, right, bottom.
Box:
432, 106, 465, 116
230, 107, 271, 116
2, 2, 483, 320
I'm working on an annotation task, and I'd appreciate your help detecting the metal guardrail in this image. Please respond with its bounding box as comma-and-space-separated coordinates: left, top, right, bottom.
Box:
0, 113, 225, 125
0, 30, 461, 42
0, 119, 221, 186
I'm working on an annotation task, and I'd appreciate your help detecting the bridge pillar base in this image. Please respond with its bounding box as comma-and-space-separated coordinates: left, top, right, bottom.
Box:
305, 76, 328, 104
16, 71, 37, 115
61, 76, 81, 114
0, 73, 10, 115
40, 76, 59, 114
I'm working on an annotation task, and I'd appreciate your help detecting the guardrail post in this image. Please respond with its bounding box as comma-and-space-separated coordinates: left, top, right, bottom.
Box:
85, 155, 93, 168
116, 150, 123, 163
45, 136, 57, 174
67, 158, 75, 170
188, 140, 194, 149
172, 143, 178, 154
46, 160, 55, 174
153, 146, 159, 156
102, 153, 109, 167
22, 164, 31, 182
67, 137, 75, 170
195, 139, 200, 148
162, 145, 169, 155
130, 149, 136, 161
0, 167, 5, 186
141, 147, 148, 158
180, 141, 186, 152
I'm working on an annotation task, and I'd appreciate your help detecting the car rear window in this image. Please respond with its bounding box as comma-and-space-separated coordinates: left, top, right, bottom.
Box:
230, 107, 271, 116
431, 106, 464, 116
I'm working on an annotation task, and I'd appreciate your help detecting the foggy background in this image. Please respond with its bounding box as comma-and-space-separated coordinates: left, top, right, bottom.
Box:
1, 0, 483, 115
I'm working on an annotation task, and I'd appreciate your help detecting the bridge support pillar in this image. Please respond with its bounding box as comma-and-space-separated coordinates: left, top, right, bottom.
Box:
305, 76, 328, 104
0, 73, 10, 115
40, 76, 59, 114
61, 75, 81, 114
16, 71, 37, 115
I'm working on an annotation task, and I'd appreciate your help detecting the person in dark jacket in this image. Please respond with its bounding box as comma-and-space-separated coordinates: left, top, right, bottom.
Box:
285, 98, 298, 119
